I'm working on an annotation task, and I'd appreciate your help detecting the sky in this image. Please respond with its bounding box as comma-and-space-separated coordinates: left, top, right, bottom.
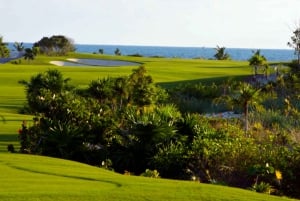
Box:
0, 0, 300, 49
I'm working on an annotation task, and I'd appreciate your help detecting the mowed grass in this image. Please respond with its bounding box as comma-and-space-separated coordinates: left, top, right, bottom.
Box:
1, 54, 289, 201
0, 153, 297, 201
0, 52, 251, 111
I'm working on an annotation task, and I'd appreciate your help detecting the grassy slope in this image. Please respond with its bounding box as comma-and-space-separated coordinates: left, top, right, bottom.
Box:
1, 54, 291, 201
0, 153, 296, 201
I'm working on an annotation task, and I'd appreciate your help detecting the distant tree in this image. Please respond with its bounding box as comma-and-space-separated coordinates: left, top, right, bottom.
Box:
88, 66, 157, 111
24, 48, 37, 63
0, 36, 10, 58
248, 50, 267, 77
287, 25, 300, 68
99, 48, 104, 54
34, 35, 75, 56
13, 42, 24, 52
214, 45, 231, 60
114, 48, 121, 56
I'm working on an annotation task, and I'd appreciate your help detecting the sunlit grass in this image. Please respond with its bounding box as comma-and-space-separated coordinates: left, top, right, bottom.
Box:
0, 153, 296, 201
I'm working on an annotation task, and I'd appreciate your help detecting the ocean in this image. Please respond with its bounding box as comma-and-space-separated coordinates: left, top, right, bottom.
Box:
7, 43, 296, 62
75, 44, 295, 62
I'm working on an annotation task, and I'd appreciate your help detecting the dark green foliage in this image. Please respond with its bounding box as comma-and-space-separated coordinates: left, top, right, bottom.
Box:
129, 66, 156, 107
170, 82, 222, 113
114, 48, 121, 56
140, 169, 160, 178
281, 146, 300, 197
0, 36, 10, 58
19, 69, 73, 115
152, 141, 188, 179
88, 77, 117, 104
13, 42, 24, 52
7, 144, 15, 153
24, 47, 37, 62
250, 182, 273, 194
110, 104, 181, 174
98, 48, 104, 54
214, 46, 231, 60
18, 67, 300, 199
215, 82, 261, 131
127, 53, 143, 57
287, 27, 300, 67
248, 50, 268, 76
18, 120, 30, 153
34, 35, 75, 56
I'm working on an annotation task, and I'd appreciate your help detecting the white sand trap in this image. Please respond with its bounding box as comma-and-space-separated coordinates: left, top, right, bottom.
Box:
67, 58, 140, 66
50, 61, 86, 66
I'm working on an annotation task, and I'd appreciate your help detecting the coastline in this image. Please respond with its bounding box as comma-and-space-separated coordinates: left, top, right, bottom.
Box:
5, 43, 296, 62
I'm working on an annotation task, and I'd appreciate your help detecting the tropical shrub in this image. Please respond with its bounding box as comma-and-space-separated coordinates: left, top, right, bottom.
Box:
152, 141, 188, 179
251, 182, 274, 194
18, 67, 300, 199
170, 82, 223, 113
140, 169, 160, 178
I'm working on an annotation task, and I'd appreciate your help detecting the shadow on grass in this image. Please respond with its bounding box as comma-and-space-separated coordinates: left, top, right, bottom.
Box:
6, 163, 122, 187
0, 104, 23, 112
0, 134, 18, 142
157, 75, 250, 88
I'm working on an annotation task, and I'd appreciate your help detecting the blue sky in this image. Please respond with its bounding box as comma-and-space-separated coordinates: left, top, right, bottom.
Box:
0, 0, 299, 49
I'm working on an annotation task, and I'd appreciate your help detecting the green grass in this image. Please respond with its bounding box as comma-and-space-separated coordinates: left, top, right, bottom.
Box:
1, 54, 289, 201
0, 153, 296, 201
0, 53, 251, 126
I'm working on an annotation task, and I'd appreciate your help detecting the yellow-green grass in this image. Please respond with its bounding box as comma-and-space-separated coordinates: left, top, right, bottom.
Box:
0, 153, 297, 201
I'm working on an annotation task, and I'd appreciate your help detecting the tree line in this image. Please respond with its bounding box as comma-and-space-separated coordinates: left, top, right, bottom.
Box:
1, 26, 299, 63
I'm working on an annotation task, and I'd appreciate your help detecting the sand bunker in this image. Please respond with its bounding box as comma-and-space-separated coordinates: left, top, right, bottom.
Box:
50, 58, 141, 67
68, 58, 140, 66
50, 61, 86, 66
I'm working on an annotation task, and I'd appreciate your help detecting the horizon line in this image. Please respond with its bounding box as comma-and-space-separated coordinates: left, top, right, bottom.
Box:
7, 41, 293, 50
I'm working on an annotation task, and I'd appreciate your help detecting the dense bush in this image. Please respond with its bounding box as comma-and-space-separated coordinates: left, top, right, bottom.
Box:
169, 82, 224, 113
19, 67, 300, 199
33, 35, 75, 56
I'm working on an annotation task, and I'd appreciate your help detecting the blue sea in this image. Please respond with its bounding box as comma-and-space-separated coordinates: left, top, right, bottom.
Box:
7, 43, 296, 62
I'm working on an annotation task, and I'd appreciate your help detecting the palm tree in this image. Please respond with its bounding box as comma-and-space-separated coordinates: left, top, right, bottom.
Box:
0, 36, 10, 58
248, 50, 267, 77
113, 77, 129, 109
24, 48, 36, 62
214, 82, 261, 132
88, 78, 115, 105
13, 42, 24, 56
114, 48, 121, 56
214, 45, 230, 60
98, 48, 104, 54
238, 83, 261, 131
287, 27, 300, 68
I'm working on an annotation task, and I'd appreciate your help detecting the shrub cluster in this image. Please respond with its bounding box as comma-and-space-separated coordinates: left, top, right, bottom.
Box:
18, 67, 300, 198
